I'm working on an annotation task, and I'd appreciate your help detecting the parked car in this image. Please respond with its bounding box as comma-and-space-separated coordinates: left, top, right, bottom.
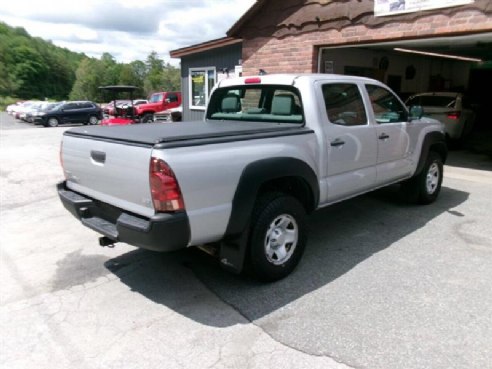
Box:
6, 101, 24, 115
406, 92, 476, 141
134, 91, 182, 123
14, 101, 39, 120
57, 74, 447, 281
30, 102, 63, 124
23, 102, 52, 122
39, 101, 102, 127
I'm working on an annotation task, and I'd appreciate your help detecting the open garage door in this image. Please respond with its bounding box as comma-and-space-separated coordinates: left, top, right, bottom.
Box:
318, 32, 492, 151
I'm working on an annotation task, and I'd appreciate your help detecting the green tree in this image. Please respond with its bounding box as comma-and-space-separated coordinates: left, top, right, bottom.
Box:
12, 45, 47, 98
69, 58, 101, 100
142, 52, 181, 95
0, 22, 84, 99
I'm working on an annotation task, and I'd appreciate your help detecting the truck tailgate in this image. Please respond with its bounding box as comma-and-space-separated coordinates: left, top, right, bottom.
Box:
62, 134, 154, 218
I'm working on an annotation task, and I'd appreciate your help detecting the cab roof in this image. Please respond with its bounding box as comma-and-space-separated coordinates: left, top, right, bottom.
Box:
217, 73, 382, 88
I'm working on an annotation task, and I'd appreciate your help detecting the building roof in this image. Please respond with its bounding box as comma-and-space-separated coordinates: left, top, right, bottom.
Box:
227, 0, 266, 37
170, 37, 242, 58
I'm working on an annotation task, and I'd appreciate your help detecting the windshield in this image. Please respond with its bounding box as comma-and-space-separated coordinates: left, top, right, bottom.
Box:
207, 85, 304, 124
149, 93, 163, 103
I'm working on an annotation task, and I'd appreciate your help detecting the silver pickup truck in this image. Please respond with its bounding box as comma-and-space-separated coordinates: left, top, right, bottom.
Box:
58, 74, 447, 281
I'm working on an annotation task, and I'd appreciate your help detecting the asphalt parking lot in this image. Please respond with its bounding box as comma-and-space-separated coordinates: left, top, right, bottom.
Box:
1, 112, 491, 369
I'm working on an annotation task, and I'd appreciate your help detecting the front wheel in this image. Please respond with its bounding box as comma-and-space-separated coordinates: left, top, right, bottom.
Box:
248, 194, 307, 282
141, 113, 154, 123
401, 151, 443, 204
45, 117, 59, 127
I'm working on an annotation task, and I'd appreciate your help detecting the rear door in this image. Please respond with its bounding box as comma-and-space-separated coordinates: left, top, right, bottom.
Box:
77, 102, 95, 122
61, 103, 79, 123
317, 81, 378, 203
364, 84, 413, 184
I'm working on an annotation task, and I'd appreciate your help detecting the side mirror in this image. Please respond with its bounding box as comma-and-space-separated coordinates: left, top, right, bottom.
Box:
409, 105, 423, 121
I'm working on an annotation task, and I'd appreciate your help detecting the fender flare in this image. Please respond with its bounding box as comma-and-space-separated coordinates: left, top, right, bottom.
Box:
414, 131, 447, 176
224, 157, 319, 238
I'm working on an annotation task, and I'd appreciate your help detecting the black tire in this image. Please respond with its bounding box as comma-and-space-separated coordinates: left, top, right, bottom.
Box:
248, 193, 308, 282
45, 117, 59, 127
88, 115, 99, 125
401, 151, 443, 204
141, 113, 154, 123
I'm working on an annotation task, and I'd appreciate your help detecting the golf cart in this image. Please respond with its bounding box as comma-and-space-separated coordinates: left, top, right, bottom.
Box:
99, 85, 140, 126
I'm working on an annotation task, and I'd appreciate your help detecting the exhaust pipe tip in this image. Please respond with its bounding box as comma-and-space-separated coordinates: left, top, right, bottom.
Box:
99, 236, 116, 248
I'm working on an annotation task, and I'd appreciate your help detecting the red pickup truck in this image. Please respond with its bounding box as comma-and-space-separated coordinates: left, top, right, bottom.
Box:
136, 91, 182, 123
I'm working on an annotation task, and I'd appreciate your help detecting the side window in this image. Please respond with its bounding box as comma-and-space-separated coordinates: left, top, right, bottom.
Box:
64, 103, 77, 110
80, 102, 92, 109
366, 85, 408, 123
322, 83, 367, 126
167, 93, 178, 103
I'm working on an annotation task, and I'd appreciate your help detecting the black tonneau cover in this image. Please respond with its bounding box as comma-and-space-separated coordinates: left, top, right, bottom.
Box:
64, 120, 313, 148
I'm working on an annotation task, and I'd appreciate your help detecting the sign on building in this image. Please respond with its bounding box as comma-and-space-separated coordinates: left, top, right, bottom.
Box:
374, 0, 474, 17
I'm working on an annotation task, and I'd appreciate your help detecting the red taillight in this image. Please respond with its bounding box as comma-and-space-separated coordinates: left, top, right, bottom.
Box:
149, 157, 184, 212
447, 111, 461, 120
245, 77, 261, 84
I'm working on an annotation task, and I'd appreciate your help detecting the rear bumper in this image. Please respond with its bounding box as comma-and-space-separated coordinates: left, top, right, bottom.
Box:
57, 182, 190, 252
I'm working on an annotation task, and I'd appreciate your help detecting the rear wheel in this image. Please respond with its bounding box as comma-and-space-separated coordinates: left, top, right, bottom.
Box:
141, 113, 154, 123
401, 151, 443, 204
248, 193, 307, 282
88, 115, 99, 125
46, 117, 59, 127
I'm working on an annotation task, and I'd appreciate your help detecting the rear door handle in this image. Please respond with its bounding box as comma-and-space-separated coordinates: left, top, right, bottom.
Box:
378, 133, 390, 140
330, 139, 345, 147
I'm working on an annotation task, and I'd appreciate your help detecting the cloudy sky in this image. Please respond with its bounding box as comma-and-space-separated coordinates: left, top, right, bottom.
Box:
0, 0, 256, 65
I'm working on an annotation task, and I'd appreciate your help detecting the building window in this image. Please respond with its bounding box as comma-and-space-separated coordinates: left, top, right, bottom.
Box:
189, 67, 216, 110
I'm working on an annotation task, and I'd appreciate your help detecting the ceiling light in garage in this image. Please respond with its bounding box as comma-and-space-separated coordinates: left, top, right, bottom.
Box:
394, 48, 482, 62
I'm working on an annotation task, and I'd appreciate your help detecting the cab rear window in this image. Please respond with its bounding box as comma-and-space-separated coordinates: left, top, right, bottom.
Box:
207, 85, 304, 124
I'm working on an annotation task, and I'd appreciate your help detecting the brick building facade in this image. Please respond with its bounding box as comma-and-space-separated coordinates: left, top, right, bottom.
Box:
227, 0, 492, 76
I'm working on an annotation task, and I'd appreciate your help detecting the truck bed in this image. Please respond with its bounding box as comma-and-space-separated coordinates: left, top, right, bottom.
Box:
64, 120, 311, 148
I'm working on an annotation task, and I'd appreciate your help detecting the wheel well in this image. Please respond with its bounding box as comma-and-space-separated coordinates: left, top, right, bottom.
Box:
429, 143, 448, 164
257, 176, 315, 213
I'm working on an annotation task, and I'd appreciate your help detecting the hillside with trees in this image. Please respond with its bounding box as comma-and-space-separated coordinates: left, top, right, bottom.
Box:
0, 22, 181, 102
0, 22, 84, 100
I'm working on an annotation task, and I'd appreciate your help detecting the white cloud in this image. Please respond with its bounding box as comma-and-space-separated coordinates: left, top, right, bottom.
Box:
0, 0, 255, 64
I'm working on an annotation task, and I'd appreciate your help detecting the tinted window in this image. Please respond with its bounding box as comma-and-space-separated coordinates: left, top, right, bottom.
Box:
167, 93, 178, 103
207, 85, 303, 124
322, 83, 367, 126
366, 85, 407, 123
79, 102, 94, 109
63, 103, 78, 110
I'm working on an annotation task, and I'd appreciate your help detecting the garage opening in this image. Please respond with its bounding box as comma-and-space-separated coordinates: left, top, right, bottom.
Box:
318, 32, 492, 156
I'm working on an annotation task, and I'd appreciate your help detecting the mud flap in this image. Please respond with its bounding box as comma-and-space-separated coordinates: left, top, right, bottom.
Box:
219, 231, 249, 274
